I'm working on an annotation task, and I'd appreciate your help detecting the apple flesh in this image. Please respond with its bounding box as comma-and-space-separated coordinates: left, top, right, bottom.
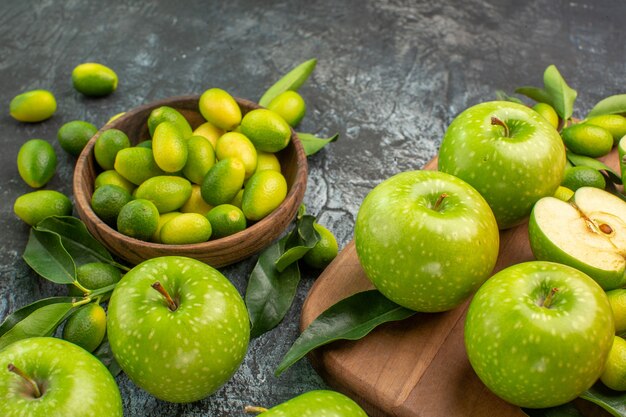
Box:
107, 256, 250, 403
529, 186, 626, 290
465, 261, 614, 408
355, 170, 499, 312
439, 101, 566, 229
0, 337, 123, 417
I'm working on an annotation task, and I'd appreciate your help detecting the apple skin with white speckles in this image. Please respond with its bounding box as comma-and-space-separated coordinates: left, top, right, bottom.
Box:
355, 170, 499, 312
0, 337, 123, 417
258, 390, 368, 416
107, 256, 250, 403
438, 101, 566, 230
464, 261, 614, 409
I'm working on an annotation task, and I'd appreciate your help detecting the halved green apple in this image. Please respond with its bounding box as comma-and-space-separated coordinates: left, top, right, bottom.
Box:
529, 186, 626, 290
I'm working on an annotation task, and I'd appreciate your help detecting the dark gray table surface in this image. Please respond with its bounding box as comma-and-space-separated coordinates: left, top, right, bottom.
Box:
1, 0, 625, 415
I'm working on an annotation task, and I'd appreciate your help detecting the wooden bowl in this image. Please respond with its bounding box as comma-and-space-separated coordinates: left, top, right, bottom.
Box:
73, 95, 308, 268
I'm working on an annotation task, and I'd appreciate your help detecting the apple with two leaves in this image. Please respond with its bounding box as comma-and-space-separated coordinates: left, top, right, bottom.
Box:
107, 256, 250, 403
438, 101, 566, 229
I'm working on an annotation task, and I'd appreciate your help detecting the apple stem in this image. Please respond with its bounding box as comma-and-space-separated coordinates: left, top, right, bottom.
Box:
433, 193, 448, 211
244, 406, 269, 414
7, 364, 42, 398
491, 117, 510, 137
542, 287, 559, 309
151, 282, 178, 311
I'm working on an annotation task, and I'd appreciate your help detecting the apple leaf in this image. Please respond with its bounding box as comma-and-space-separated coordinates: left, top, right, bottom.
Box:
0, 296, 76, 338
259, 58, 317, 107
566, 151, 622, 185
274, 214, 320, 272
580, 384, 626, 417
587, 94, 626, 118
35, 216, 128, 271
23, 228, 77, 285
495, 90, 525, 105
246, 234, 301, 338
543, 65, 577, 121
298, 132, 340, 156
0, 302, 76, 350
515, 86, 552, 105
522, 403, 584, 417
274, 290, 415, 376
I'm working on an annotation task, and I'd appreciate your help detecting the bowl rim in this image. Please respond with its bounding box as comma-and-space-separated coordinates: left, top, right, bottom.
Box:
73, 94, 308, 264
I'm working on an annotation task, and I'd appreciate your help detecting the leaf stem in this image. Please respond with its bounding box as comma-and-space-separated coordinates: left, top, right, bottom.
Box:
72, 280, 92, 295
152, 282, 178, 311
244, 406, 269, 414
72, 297, 93, 308
8, 364, 42, 398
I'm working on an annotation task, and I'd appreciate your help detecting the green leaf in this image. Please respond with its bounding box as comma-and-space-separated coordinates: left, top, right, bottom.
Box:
515, 86, 552, 104
297, 133, 339, 156
495, 90, 525, 105
245, 235, 301, 338
587, 94, 626, 118
275, 290, 415, 376
580, 383, 626, 417
93, 336, 123, 377
522, 402, 584, 417
259, 58, 317, 107
0, 303, 75, 350
23, 228, 76, 285
543, 65, 577, 120
275, 215, 319, 272
35, 216, 121, 268
566, 151, 622, 184
0, 296, 76, 338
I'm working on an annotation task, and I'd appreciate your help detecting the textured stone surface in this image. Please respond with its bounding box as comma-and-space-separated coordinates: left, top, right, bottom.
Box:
0, 0, 624, 415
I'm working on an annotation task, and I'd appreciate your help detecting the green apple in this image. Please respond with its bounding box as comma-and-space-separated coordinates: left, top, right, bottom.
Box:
354, 170, 499, 312
529, 186, 626, 290
0, 337, 123, 417
245, 390, 368, 416
439, 101, 566, 229
465, 261, 614, 408
107, 256, 250, 403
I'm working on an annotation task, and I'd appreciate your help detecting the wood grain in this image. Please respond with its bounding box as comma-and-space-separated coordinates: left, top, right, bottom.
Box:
300, 150, 620, 417
73, 95, 308, 268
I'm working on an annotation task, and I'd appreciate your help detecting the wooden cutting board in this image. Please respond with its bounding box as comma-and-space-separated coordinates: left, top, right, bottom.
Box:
300, 150, 619, 417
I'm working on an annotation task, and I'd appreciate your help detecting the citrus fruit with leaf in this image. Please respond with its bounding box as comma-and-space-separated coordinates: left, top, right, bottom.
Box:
62, 303, 107, 353
303, 223, 338, 269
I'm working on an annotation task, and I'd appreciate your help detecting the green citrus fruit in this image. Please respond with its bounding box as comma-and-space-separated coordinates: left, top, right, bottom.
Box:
117, 199, 159, 241
561, 166, 606, 191
14, 190, 72, 226
532, 103, 559, 130
72, 62, 118, 97
241, 170, 287, 221
106, 112, 126, 125
255, 151, 281, 173
180, 184, 213, 215
152, 212, 183, 243
147, 106, 192, 138
183, 136, 216, 184
135, 176, 192, 213
561, 123, 613, 158
10, 89, 57, 122
303, 223, 339, 269
607, 289, 626, 334
94, 129, 131, 170
91, 184, 133, 225
230, 189, 244, 208
215, 132, 257, 178
198, 88, 242, 131
159, 213, 212, 244
192, 121, 223, 148
240, 108, 292, 152
17, 139, 57, 188
136, 139, 152, 149
69, 262, 123, 296
114, 147, 165, 185
267, 90, 306, 127
553, 185, 575, 202
152, 121, 188, 173
206, 204, 247, 239
57, 120, 98, 157
600, 336, 626, 391
201, 158, 246, 206
586, 114, 626, 145
62, 303, 107, 352
94, 170, 135, 194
